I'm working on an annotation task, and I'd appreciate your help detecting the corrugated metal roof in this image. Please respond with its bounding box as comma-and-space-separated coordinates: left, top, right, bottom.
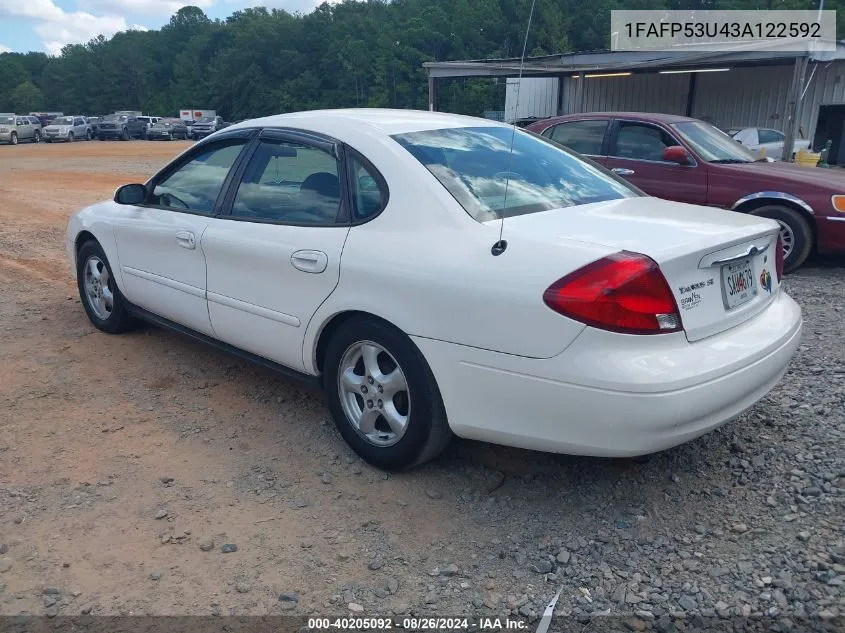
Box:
425, 40, 845, 79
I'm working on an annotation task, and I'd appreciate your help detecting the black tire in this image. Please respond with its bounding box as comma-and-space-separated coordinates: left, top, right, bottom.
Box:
33, 130, 41, 143
10, 132, 17, 145
76, 240, 134, 334
98, 135, 105, 141
45, 138, 52, 143
67, 132, 74, 143
323, 316, 452, 470
749, 204, 813, 273
86, 130, 92, 141
120, 128, 129, 141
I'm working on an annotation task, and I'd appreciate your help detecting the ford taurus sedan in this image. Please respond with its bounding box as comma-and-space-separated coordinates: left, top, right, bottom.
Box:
65, 109, 802, 470
527, 113, 845, 272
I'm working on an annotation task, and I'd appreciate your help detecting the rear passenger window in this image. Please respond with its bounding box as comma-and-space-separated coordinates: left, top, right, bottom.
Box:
612, 123, 677, 161
758, 129, 784, 144
349, 154, 387, 220
548, 120, 608, 155
231, 139, 342, 224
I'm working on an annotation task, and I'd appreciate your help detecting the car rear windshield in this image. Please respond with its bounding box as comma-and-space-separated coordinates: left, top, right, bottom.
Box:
391, 126, 640, 222
53, 117, 74, 125
0, 116, 14, 124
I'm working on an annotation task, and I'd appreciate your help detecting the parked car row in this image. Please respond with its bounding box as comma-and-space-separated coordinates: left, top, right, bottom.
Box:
3, 110, 234, 145
525, 112, 845, 272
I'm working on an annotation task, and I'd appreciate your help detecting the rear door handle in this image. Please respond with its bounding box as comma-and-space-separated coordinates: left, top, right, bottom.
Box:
175, 230, 196, 250
291, 250, 328, 274
612, 167, 635, 176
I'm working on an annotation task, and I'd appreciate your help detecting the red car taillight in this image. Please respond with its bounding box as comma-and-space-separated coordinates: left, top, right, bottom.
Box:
775, 235, 784, 282
543, 251, 683, 335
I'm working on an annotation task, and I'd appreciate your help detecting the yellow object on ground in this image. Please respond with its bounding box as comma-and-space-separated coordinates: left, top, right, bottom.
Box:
794, 149, 821, 167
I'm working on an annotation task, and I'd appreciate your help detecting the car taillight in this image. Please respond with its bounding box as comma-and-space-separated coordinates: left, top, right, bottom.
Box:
543, 251, 683, 335
775, 235, 784, 282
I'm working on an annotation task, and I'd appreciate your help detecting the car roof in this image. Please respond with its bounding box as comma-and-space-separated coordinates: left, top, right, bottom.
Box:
545, 112, 699, 125
226, 108, 511, 137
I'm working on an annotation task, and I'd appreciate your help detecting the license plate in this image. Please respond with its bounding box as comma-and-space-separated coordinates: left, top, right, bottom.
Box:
721, 259, 756, 309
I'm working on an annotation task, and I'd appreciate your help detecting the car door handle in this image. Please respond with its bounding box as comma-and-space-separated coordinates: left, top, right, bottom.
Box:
612, 167, 635, 176
175, 230, 196, 250
291, 250, 328, 274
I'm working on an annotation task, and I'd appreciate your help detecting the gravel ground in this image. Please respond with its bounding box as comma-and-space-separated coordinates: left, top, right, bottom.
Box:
0, 142, 843, 631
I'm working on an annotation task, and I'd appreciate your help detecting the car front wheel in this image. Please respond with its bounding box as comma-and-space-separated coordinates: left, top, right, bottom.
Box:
76, 241, 134, 334
750, 204, 813, 272
33, 130, 41, 143
323, 316, 452, 470
10, 132, 17, 145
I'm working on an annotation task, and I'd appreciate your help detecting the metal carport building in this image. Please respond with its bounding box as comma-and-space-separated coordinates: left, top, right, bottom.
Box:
424, 41, 845, 163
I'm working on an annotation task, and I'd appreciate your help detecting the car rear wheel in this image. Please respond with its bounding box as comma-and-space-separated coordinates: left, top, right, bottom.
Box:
76, 241, 134, 334
323, 316, 452, 470
749, 205, 813, 273
10, 132, 17, 145
86, 130, 92, 141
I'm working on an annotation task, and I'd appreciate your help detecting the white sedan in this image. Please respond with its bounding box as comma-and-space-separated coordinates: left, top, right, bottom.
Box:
728, 126, 811, 160
65, 109, 803, 470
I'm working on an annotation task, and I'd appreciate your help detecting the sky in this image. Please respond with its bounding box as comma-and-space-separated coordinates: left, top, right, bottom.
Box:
0, 0, 334, 56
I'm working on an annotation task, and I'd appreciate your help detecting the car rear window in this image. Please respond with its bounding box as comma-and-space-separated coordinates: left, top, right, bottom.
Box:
391, 126, 639, 222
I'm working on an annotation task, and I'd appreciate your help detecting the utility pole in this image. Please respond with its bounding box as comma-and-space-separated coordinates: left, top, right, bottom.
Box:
781, 0, 823, 161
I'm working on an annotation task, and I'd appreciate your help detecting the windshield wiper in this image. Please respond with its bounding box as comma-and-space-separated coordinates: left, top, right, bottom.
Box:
709, 158, 753, 164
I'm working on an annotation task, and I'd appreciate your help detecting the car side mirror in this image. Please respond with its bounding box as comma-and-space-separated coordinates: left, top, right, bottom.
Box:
662, 145, 692, 165
114, 183, 147, 205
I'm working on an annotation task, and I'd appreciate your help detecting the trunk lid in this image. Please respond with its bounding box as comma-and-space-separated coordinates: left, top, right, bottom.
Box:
498, 196, 781, 341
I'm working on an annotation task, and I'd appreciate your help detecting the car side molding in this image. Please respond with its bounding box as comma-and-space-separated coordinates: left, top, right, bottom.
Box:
124, 301, 322, 391
731, 191, 815, 216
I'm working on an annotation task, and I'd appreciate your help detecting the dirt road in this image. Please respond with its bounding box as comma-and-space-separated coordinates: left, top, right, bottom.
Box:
1, 140, 843, 623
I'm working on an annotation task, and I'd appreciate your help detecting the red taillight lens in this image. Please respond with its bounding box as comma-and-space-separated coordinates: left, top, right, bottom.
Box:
543, 251, 683, 335
775, 235, 784, 282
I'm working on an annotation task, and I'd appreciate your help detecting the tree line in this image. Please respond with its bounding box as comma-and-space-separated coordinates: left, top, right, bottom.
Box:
0, 0, 841, 119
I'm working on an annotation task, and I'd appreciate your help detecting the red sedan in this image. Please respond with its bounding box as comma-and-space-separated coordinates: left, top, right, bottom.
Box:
527, 112, 845, 271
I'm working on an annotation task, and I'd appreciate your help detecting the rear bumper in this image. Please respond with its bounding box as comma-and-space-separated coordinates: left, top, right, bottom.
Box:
413, 290, 802, 456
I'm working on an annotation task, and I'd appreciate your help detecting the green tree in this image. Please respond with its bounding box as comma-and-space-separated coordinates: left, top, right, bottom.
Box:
10, 80, 44, 112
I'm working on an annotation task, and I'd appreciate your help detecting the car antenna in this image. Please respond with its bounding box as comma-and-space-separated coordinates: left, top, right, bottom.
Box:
492, 0, 537, 257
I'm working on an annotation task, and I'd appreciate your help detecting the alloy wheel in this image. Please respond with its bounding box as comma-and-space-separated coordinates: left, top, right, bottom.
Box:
776, 220, 795, 260
337, 340, 411, 447
83, 256, 114, 320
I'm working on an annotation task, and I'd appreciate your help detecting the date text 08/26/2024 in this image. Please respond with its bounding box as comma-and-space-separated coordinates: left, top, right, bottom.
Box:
306, 617, 528, 631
